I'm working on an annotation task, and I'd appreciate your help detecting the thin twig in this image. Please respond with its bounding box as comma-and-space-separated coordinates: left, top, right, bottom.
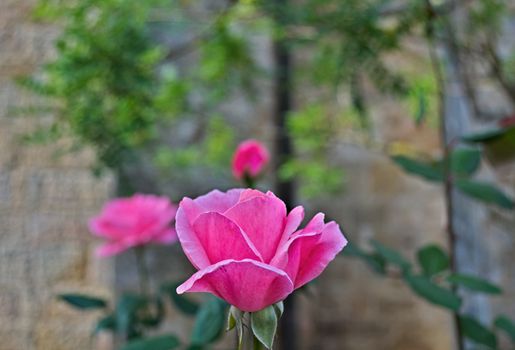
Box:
423, 2, 464, 349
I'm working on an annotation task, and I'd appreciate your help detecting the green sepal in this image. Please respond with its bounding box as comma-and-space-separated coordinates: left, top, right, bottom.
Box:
227, 306, 244, 349
273, 301, 284, 319
251, 306, 278, 349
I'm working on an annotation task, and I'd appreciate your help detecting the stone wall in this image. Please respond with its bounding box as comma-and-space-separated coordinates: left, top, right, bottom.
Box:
0, 1, 114, 349
1, 1, 514, 350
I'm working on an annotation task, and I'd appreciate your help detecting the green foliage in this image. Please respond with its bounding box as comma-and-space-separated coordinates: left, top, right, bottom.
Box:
391, 155, 443, 182
190, 296, 227, 346
404, 273, 462, 311
404, 73, 438, 127
20, 0, 176, 171
58, 294, 107, 310
94, 314, 116, 334
494, 315, 515, 342
459, 315, 498, 349
371, 240, 411, 272
450, 148, 481, 176
116, 293, 150, 339
447, 274, 502, 295
283, 104, 345, 198
346, 240, 515, 348
455, 179, 514, 209
161, 282, 200, 316
341, 242, 386, 275
121, 334, 180, 350
417, 245, 450, 277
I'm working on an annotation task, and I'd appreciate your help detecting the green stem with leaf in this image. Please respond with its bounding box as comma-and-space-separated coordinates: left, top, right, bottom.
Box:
134, 246, 150, 297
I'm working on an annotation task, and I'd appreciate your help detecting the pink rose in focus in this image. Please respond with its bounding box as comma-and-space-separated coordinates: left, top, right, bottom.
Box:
232, 139, 270, 180
89, 194, 178, 257
175, 188, 347, 312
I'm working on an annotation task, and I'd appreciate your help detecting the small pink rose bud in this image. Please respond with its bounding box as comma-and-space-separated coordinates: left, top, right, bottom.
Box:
89, 194, 178, 257
232, 139, 270, 180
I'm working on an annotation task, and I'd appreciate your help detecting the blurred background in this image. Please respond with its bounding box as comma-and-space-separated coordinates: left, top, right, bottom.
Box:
0, 0, 514, 349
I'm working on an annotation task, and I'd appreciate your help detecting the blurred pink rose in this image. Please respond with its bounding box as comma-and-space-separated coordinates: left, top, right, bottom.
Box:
175, 188, 347, 312
89, 194, 178, 257
232, 139, 270, 180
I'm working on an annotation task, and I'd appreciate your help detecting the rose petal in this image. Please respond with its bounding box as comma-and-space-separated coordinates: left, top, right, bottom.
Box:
177, 259, 293, 312
285, 222, 347, 289
192, 212, 262, 264
224, 195, 287, 262
194, 189, 244, 213
175, 201, 211, 269
276, 206, 305, 249
238, 188, 268, 202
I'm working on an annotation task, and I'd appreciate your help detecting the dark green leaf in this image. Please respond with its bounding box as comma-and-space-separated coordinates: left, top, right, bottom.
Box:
417, 245, 450, 277
459, 315, 497, 349
161, 282, 199, 315
251, 306, 278, 349
455, 179, 514, 209
391, 155, 443, 182
94, 314, 116, 334
58, 294, 107, 310
140, 297, 165, 327
462, 128, 506, 143
191, 296, 227, 345
404, 274, 462, 311
450, 148, 481, 176
494, 315, 515, 342
121, 334, 180, 350
371, 240, 411, 271
341, 242, 386, 275
447, 274, 502, 295
116, 294, 147, 338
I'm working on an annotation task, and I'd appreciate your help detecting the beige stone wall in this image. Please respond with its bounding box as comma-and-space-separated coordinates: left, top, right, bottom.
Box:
0, 1, 114, 349
1, 1, 513, 350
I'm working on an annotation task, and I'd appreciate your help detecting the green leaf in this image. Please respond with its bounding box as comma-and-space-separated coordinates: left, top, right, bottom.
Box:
342, 242, 386, 275
459, 315, 497, 349
417, 245, 450, 277
161, 282, 199, 316
462, 128, 506, 143
94, 314, 116, 334
494, 315, 515, 342
191, 296, 227, 345
251, 306, 278, 349
450, 148, 481, 176
455, 179, 514, 209
121, 334, 180, 350
404, 274, 462, 311
58, 294, 107, 310
391, 155, 443, 182
116, 294, 147, 338
447, 274, 502, 295
371, 240, 411, 271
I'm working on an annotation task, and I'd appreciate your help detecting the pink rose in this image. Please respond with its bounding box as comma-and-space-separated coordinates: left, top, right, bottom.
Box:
232, 139, 270, 180
89, 194, 178, 257
175, 189, 347, 312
